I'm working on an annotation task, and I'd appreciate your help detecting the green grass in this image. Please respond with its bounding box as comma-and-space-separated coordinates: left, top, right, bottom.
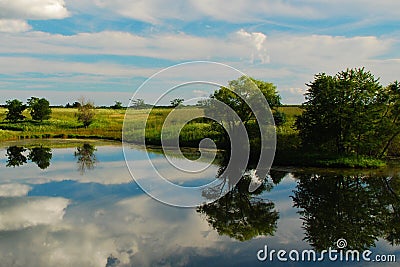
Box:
0, 107, 125, 141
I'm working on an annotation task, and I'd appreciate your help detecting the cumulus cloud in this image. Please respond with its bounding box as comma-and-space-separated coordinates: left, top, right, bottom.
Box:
234, 29, 269, 63
0, 197, 70, 231
0, 0, 69, 20
0, 183, 32, 197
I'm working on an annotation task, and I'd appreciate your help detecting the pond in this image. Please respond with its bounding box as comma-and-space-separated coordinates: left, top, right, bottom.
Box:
0, 140, 399, 267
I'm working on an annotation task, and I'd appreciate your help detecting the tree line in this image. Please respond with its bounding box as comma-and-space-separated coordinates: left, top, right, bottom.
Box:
3, 97, 96, 127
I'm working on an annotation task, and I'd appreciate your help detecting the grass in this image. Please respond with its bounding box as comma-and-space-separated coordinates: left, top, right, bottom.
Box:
0, 107, 125, 141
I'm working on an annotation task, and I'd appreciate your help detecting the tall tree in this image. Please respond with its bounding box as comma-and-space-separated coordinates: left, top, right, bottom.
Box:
76, 97, 95, 127
295, 68, 390, 157
209, 76, 280, 128
27, 97, 52, 122
4, 99, 26, 122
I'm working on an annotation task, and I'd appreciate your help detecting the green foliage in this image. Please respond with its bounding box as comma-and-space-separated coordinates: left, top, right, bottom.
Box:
170, 98, 184, 107
76, 98, 95, 127
28, 97, 52, 121
273, 110, 286, 126
5, 99, 26, 122
209, 76, 280, 126
296, 68, 400, 158
111, 101, 124, 109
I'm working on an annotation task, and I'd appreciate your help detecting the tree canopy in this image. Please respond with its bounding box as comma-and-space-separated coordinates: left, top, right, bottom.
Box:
28, 97, 52, 121
295, 68, 400, 157
76, 98, 95, 127
5, 99, 26, 122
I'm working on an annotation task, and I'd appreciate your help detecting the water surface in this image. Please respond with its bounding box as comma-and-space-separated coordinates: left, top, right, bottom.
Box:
0, 140, 399, 266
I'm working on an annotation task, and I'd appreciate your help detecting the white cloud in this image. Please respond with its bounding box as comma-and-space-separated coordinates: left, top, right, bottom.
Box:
0, 30, 268, 63
234, 29, 269, 63
0, 183, 31, 197
78, 0, 317, 24
0, 197, 70, 231
0, 19, 31, 32
0, 0, 69, 20
70, 0, 400, 25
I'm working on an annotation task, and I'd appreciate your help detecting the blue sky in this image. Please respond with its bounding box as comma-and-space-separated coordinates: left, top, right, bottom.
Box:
0, 0, 399, 105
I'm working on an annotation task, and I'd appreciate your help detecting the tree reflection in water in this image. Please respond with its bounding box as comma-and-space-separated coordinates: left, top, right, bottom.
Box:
6, 145, 52, 169
74, 143, 97, 174
6, 146, 27, 167
197, 154, 280, 241
292, 172, 400, 251
28, 146, 52, 169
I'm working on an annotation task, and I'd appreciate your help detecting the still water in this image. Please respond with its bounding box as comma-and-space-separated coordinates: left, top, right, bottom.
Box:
0, 140, 399, 267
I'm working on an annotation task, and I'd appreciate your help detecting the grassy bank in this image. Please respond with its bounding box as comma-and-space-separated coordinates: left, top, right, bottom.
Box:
0, 106, 386, 168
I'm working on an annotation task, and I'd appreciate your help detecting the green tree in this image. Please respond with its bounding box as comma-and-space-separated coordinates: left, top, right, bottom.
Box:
5, 99, 26, 122
209, 76, 280, 127
295, 68, 391, 157
170, 98, 184, 108
130, 98, 148, 109
27, 97, 52, 121
76, 97, 95, 127
111, 101, 124, 109
28, 146, 52, 169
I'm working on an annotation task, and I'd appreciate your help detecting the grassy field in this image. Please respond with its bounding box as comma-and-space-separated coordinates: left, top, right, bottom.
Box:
0, 107, 126, 141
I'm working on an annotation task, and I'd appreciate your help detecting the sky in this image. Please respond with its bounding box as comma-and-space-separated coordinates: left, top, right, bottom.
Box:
0, 0, 399, 106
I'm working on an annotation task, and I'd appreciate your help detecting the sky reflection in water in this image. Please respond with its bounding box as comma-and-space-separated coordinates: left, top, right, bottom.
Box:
0, 141, 399, 266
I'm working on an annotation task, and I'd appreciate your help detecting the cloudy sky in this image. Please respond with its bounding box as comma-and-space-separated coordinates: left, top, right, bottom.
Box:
0, 0, 399, 105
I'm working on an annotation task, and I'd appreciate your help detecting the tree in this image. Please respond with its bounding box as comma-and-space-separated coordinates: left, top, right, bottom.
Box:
209, 76, 280, 126
111, 101, 124, 109
5, 99, 26, 122
27, 97, 52, 121
72, 101, 81, 108
76, 97, 95, 127
295, 68, 393, 157
130, 98, 148, 109
170, 98, 184, 108
28, 146, 52, 169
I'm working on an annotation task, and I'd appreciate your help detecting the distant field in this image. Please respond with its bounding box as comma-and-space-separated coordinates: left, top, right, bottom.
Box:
277, 106, 303, 117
